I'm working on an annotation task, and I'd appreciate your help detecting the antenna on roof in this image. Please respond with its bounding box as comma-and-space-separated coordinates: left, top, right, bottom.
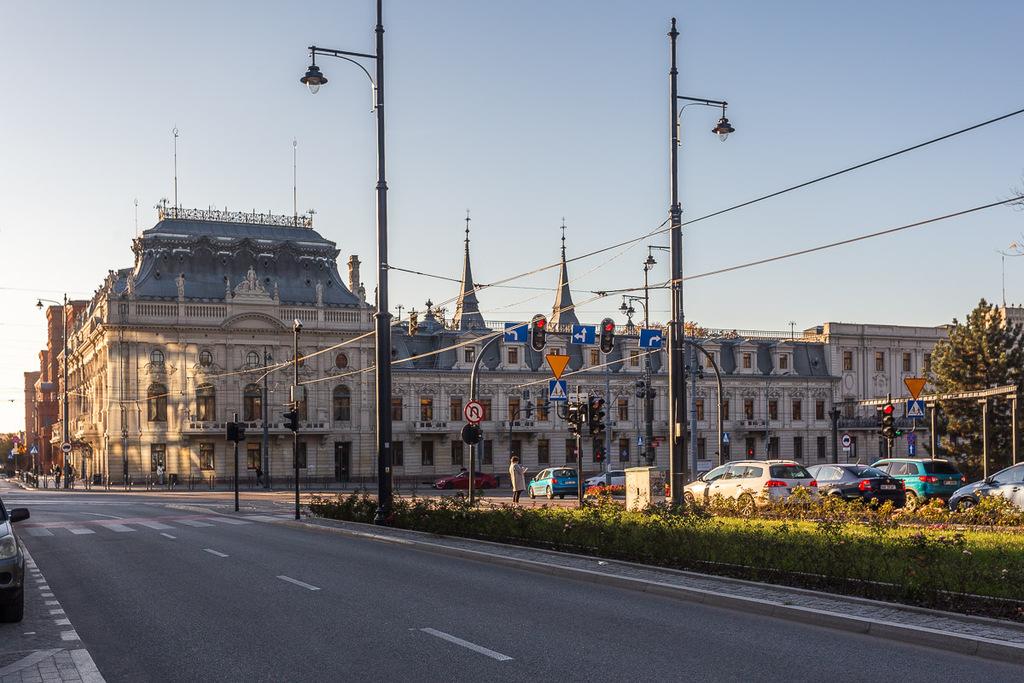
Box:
172, 126, 180, 210
293, 139, 298, 225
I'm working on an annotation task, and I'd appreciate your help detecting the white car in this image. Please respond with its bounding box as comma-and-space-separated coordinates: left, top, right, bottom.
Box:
585, 470, 626, 488
683, 459, 818, 507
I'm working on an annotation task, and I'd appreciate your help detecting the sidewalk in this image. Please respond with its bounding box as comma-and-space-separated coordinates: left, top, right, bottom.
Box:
290, 515, 1024, 666
0, 649, 103, 683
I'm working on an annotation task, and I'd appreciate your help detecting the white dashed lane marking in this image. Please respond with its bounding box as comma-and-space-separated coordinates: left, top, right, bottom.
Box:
419, 628, 513, 661
203, 549, 228, 558
160, 533, 177, 539
277, 575, 320, 591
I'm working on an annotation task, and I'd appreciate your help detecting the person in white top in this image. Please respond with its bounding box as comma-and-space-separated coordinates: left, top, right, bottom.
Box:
508, 456, 528, 505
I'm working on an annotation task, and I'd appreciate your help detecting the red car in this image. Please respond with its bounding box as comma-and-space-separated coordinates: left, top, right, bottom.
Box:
434, 471, 498, 490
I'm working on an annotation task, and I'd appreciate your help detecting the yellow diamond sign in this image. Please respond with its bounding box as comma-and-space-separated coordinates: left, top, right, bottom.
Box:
546, 354, 570, 380
904, 377, 926, 400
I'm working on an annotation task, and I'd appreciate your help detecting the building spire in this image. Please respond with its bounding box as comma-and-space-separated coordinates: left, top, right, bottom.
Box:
551, 218, 579, 326
453, 210, 485, 330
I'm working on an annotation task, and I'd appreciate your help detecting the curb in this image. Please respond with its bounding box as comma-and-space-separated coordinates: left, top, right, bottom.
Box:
284, 517, 1024, 667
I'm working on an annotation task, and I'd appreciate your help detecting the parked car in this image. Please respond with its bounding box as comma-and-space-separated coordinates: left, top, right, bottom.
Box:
584, 470, 626, 488
683, 460, 817, 508
871, 458, 965, 509
0, 496, 30, 622
433, 471, 498, 490
948, 462, 1024, 511
806, 463, 906, 507
528, 468, 579, 500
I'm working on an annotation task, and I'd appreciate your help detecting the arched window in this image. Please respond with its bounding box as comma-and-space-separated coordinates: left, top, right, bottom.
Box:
243, 383, 262, 422
199, 350, 213, 367
151, 349, 165, 365
246, 351, 261, 367
333, 385, 351, 422
196, 383, 216, 422
147, 383, 167, 422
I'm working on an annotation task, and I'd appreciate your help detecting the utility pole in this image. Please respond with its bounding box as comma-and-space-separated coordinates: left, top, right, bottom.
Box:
689, 346, 699, 478
828, 405, 841, 464
667, 18, 686, 505
232, 412, 240, 512
292, 319, 302, 520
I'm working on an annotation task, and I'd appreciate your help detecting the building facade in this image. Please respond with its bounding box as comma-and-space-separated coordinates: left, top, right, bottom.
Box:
39, 208, 957, 485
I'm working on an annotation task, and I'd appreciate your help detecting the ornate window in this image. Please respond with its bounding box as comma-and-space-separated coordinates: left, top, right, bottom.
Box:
246, 351, 261, 367
196, 384, 216, 422
199, 443, 215, 470
335, 353, 349, 369
420, 397, 433, 421
199, 350, 213, 367
333, 386, 351, 422
151, 349, 165, 366
150, 444, 166, 472
147, 384, 167, 422
243, 384, 262, 422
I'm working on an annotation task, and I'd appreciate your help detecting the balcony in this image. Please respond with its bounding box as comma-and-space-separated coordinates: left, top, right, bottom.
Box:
839, 417, 916, 431
502, 419, 537, 432
183, 420, 329, 436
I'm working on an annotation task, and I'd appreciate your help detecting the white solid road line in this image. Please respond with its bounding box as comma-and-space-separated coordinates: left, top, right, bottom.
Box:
276, 575, 321, 591
160, 532, 177, 539
203, 548, 229, 557
419, 628, 513, 662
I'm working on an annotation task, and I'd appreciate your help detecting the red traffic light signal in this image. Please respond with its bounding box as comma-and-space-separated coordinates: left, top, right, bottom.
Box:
530, 314, 547, 352
599, 317, 615, 354
747, 448, 754, 456
882, 403, 894, 415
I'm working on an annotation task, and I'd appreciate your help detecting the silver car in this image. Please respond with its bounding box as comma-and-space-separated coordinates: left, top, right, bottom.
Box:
0, 497, 30, 622
948, 462, 1024, 511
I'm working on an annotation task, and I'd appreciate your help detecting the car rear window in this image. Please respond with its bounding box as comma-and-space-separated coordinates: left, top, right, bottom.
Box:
769, 464, 812, 479
850, 466, 887, 478
552, 469, 576, 478
923, 461, 959, 475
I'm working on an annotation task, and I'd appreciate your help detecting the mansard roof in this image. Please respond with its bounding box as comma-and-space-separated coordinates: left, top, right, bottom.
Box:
121, 209, 361, 307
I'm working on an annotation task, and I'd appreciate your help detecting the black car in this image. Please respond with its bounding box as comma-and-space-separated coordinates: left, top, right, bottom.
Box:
807, 464, 906, 507
0, 496, 30, 622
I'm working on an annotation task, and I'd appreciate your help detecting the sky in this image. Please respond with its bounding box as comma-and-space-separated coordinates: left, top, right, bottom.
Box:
1, 0, 1023, 431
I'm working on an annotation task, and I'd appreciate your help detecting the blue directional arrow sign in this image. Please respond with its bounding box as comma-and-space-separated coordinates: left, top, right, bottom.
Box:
906, 399, 926, 419
548, 379, 568, 402
569, 324, 596, 345
639, 328, 664, 349
504, 322, 527, 343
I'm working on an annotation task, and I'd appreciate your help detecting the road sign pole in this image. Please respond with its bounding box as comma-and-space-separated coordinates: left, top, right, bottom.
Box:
233, 412, 240, 512
576, 385, 583, 507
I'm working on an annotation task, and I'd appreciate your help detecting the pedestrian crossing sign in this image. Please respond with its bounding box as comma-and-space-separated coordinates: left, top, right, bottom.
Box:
548, 379, 568, 402
907, 399, 925, 419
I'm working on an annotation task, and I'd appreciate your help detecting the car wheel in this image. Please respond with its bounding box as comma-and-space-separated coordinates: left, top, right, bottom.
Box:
546, 486, 554, 500
559, 494, 565, 499
529, 488, 536, 500
683, 492, 696, 505
0, 590, 23, 623
738, 493, 756, 517
904, 491, 919, 511
956, 497, 976, 511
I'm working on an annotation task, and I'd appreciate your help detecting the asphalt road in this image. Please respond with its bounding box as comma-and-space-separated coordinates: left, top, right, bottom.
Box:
2, 480, 1021, 682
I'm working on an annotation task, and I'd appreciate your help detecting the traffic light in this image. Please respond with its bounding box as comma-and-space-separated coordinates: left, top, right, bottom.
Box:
594, 443, 606, 462
226, 422, 246, 442
530, 314, 547, 352
524, 401, 534, 419
283, 407, 299, 432
589, 396, 606, 437
635, 379, 647, 399
881, 402, 896, 440
599, 318, 615, 354
566, 402, 581, 436
747, 447, 755, 457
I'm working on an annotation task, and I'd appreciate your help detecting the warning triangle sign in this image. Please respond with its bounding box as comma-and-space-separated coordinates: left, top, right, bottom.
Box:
546, 354, 570, 380
904, 377, 926, 400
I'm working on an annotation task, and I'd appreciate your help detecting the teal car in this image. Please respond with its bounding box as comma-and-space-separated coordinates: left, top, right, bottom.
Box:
528, 467, 579, 500
871, 458, 965, 509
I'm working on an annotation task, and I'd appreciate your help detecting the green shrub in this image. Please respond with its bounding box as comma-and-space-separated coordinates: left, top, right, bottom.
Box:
309, 492, 1024, 620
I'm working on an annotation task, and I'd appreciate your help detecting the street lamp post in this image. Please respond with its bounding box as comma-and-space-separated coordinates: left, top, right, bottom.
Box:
667, 17, 735, 504
301, 0, 393, 524
37, 295, 70, 489
262, 347, 272, 489
292, 320, 302, 520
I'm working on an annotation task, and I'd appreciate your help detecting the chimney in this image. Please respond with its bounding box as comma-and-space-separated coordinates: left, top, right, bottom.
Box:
347, 255, 361, 294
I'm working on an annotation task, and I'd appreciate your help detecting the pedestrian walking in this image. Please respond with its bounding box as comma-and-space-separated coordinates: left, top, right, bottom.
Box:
255, 465, 264, 487
508, 456, 527, 505
156, 463, 165, 486
54, 465, 61, 489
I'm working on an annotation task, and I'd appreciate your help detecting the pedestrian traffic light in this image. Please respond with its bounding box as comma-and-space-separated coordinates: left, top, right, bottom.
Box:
747, 447, 754, 457
588, 396, 606, 437
283, 407, 299, 432
881, 402, 896, 440
594, 443, 605, 462
530, 314, 547, 352
599, 318, 615, 354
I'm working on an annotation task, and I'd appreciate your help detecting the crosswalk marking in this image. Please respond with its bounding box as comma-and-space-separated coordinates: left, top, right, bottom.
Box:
68, 528, 95, 535
243, 515, 284, 522
19, 512, 290, 538
27, 528, 53, 537
208, 517, 251, 525
177, 519, 214, 528
135, 520, 174, 530
99, 523, 135, 533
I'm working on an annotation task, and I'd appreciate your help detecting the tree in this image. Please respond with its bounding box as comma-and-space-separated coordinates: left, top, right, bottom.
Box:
928, 299, 1024, 478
